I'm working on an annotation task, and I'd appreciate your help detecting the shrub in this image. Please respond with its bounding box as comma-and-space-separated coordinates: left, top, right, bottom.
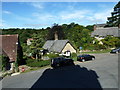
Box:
71, 53, 77, 61
27, 60, 50, 67
26, 58, 35, 64
0, 55, 9, 71
46, 53, 59, 58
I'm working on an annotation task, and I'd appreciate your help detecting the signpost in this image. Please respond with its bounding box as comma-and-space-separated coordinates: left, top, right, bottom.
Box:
79, 47, 82, 54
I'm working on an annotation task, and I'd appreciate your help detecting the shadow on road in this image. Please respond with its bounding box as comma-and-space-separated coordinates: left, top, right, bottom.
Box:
30, 64, 102, 89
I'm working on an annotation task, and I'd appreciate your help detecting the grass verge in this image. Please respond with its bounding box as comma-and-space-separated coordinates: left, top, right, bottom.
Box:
80, 49, 111, 54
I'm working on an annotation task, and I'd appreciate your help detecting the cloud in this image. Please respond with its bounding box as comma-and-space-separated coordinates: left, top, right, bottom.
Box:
60, 10, 90, 20
86, 9, 113, 24
2, 2, 114, 28
3, 10, 12, 14
0, 19, 8, 28
31, 2, 44, 9
31, 8, 112, 26
32, 12, 56, 23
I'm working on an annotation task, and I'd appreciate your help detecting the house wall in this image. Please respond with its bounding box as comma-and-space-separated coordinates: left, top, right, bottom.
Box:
62, 43, 76, 53
27, 39, 32, 45
95, 37, 104, 41
94, 37, 104, 45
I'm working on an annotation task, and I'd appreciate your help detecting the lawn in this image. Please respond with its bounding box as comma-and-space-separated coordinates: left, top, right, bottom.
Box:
80, 49, 111, 54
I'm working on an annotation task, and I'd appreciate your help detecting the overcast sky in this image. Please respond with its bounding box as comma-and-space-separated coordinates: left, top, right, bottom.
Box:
2, 2, 118, 29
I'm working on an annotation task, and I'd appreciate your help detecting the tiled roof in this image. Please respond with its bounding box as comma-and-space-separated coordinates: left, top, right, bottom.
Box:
43, 40, 69, 53
0, 34, 18, 62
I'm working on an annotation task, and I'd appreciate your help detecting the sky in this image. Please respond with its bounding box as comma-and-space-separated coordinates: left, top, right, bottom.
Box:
1, 2, 118, 29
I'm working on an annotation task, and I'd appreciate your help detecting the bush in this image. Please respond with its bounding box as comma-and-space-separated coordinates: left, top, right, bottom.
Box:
26, 58, 35, 64
71, 53, 77, 61
27, 60, 50, 67
0, 55, 9, 71
94, 44, 107, 50
46, 53, 59, 58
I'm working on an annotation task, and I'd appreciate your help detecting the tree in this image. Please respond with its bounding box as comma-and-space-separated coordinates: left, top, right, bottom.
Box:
106, 1, 120, 27
0, 54, 9, 71
101, 36, 120, 48
47, 23, 65, 40
25, 32, 47, 60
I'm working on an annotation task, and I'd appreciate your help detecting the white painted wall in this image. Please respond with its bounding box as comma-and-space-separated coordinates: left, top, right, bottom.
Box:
62, 43, 76, 53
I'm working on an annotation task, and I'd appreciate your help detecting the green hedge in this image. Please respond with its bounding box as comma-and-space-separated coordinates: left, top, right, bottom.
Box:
45, 53, 59, 58
71, 53, 77, 61
27, 60, 51, 67
0, 55, 9, 71
26, 58, 35, 64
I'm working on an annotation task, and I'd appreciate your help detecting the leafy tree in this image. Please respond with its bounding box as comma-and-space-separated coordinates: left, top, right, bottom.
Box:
47, 23, 65, 40
106, 1, 120, 27
0, 54, 9, 71
101, 36, 120, 48
85, 25, 94, 31
25, 30, 47, 60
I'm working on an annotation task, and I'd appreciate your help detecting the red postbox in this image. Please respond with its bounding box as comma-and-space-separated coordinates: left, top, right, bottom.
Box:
22, 67, 25, 72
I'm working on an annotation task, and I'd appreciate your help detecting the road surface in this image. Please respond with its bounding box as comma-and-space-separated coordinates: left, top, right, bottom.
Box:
1, 53, 119, 89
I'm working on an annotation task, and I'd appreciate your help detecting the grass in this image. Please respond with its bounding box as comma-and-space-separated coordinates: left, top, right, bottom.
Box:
79, 49, 111, 54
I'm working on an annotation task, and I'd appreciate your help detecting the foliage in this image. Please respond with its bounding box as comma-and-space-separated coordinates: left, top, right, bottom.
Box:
101, 36, 120, 48
0, 55, 9, 71
0, 55, 2, 71
71, 53, 77, 61
85, 25, 94, 31
81, 49, 111, 54
94, 44, 107, 50
106, 1, 120, 27
2, 22, 120, 56
26, 58, 35, 64
27, 60, 50, 67
23, 30, 48, 60
63, 23, 93, 49
47, 23, 65, 40
46, 53, 59, 58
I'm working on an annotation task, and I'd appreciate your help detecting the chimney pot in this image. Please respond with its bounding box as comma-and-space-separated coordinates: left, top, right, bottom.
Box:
94, 25, 97, 31
54, 31, 58, 40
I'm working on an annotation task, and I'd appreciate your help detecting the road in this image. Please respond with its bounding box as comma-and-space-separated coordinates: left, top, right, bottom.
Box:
1, 53, 119, 89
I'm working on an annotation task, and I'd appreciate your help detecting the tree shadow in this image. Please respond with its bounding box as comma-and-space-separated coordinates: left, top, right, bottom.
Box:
30, 65, 102, 89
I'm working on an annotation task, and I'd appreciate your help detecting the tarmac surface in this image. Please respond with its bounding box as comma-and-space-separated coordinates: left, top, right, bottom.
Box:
1, 53, 119, 89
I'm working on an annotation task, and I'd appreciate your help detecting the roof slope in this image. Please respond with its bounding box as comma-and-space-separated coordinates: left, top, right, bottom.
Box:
91, 27, 119, 37
0, 34, 18, 62
0, 47, 7, 56
43, 40, 69, 53
42, 40, 55, 50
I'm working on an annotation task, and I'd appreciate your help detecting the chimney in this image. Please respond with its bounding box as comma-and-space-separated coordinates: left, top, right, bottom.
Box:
54, 31, 58, 40
94, 25, 97, 31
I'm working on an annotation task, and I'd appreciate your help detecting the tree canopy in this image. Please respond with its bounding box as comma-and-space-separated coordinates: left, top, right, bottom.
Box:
106, 1, 120, 27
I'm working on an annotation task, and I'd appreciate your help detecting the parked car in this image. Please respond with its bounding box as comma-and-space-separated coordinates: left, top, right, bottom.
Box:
77, 54, 95, 62
110, 48, 120, 54
51, 57, 74, 68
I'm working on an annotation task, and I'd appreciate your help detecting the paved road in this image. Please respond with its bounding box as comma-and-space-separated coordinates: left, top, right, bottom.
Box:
1, 53, 119, 89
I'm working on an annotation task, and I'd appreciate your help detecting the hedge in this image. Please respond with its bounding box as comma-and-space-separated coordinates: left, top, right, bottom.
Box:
27, 60, 51, 67
71, 53, 77, 61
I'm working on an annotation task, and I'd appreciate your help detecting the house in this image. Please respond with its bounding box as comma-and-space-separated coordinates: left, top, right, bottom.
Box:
91, 24, 120, 41
43, 40, 76, 53
27, 38, 33, 45
0, 34, 23, 71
